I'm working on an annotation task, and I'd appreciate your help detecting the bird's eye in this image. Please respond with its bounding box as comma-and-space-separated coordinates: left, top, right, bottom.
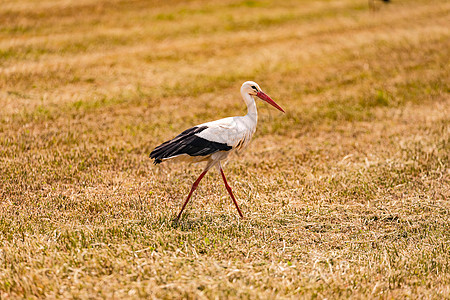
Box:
251, 85, 258, 91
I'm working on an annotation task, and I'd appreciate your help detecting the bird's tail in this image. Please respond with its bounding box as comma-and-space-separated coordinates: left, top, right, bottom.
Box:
149, 126, 208, 164
150, 140, 179, 164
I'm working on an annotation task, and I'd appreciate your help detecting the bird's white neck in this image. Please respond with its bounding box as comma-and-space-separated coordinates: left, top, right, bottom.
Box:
242, 91, 258, 124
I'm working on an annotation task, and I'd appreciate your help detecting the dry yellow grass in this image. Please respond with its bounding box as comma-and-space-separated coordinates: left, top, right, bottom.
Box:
0, 0, 449, 298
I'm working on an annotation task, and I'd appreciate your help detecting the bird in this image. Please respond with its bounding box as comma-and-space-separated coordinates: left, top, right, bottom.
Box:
150, 81, 285, 220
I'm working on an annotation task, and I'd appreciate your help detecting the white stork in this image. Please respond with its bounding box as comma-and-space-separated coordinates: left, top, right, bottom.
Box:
150, 81, 284, 220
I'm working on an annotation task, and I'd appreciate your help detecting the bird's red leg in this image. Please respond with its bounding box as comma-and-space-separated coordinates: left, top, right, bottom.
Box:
220, 168, 244, 218
175, 170, 208, 221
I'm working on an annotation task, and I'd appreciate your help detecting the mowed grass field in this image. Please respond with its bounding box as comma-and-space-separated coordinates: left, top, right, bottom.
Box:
1, 0, 449, 298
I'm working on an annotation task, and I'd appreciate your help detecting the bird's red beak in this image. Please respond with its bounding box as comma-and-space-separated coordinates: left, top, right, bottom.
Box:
256, 91, 285, 113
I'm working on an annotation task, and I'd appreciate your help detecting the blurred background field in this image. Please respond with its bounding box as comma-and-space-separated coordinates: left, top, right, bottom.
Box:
0, 0, 449, 298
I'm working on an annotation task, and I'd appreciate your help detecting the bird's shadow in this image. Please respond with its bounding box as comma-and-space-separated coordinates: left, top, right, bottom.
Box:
169, 213, 243, 231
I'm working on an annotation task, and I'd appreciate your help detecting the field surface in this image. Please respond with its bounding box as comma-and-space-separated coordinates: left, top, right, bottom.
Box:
1, 0, 449, 298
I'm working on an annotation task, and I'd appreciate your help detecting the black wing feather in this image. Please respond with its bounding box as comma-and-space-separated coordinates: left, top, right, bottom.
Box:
150, 126, 232, 164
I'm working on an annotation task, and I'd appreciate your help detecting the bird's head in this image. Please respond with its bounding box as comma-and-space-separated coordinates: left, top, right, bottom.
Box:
241, 81, 285, 113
